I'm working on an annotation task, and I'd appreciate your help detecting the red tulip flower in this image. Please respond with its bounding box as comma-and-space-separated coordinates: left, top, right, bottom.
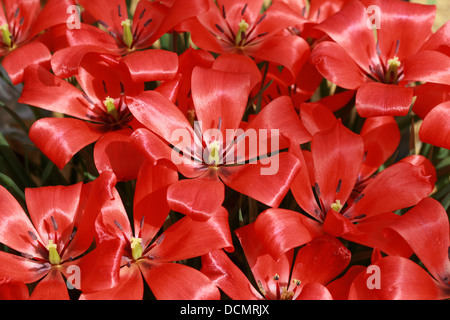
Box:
182, 0, 310, 82
0, 0, 75, 84
250, 120, 436, 260
0, 172, 122, 299
129, 66, 311, 220
202, 225, 351, 300
18, 53, 152, 181
80, 162, 233, 300
311, 0, 439, 117
51, 0, 204, 81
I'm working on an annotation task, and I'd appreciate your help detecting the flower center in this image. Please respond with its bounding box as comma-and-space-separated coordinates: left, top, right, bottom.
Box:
130, 237, 143, 260
46, 240, 61, 265
103, 96, 119, 120
331, 199, 343, 213
384, 56, 401, 84
207, 140, 221, 166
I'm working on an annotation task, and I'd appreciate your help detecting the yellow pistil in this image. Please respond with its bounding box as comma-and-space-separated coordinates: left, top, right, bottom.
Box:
46, 240, 61, 265
103, 96, 119, 120
385, 56, 401, 84
235, 19, 249, 46
208, 140, 221, 166
130, 237, 143, 260
121, 19, 133, 48
331, 199, 343, 213
0, 24, 12, 48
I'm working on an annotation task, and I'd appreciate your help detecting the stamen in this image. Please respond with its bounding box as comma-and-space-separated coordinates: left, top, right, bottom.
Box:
395, 39, 400, 55
144, 19, 152, 28
314, 183, 321, 197
256, 14, 266, 25
241, 3, 248, 15
215, 24, 224, 33
114, 220, 123, 231
257, 32, 268, 37
51, 216, 58, 231
139, 9, 146, 19
353, 193, 365, 204
118, 4, 122, 17
222, 5, 226, 19
336, 179, 342, 194
28, 230, 38, 241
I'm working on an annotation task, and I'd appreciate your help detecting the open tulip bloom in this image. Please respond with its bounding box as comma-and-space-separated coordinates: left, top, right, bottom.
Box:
0, 0, 449, 303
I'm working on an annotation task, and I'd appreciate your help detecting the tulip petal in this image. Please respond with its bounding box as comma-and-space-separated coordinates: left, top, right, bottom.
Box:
419, 100, 450, 149
141, 261, 221, 300
29, 118, 104, 169
201, 250, 262, 300
356, 82, 414, 117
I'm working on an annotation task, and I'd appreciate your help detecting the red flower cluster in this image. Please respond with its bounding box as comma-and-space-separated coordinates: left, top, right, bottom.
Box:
0, 0, 449, 301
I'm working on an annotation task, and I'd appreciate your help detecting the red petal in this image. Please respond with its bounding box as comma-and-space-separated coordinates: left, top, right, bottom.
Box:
141, 261, 221, 300
2, 41, 51, 84
356, 82, 414, 117
28, 0, 77, 40
51, 45, 116, 78
244, 96, 312, 152
94, 129, 146, 182
311, 41, 368, 90
235, 221, 293, 300
344, 157, 435, 219
299, 102, 337, 136
133, 161, 178, 244
149, 207, 233, 262
385, 198, 450, 286
326, 265, 366, 300
127, 91, 194, 146
0, 251, 47, 284
80, 263, 143, 300
219, 152, 301, 208
30, 268, 69, 300
201, 250, 262, 300
419, 100, 450, 149
403, 50, 450, 86
69, 237, 125, 293
311, 120, 364, 213
360, 0, 435, 61
191, 66, 251, 135
29, 118, 104, 169
0, 279, 29, 300
0, 186, 42, 257
121, 49, 179, 83
349, 256, 448, 300
19, 65, 93, 121
77, 0, 126, 36
65, 171, 118, 258
253, 208, 323, 261
291, 235, 351, 287
25, 183, 82, 249
313, 0, 377, 72
166, 177, 224, 220
296, 283, 333, 300
248, 34, 310, 82
212, 52, 262, 90
412, 83, 450, 119
359, 116, 400, 180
